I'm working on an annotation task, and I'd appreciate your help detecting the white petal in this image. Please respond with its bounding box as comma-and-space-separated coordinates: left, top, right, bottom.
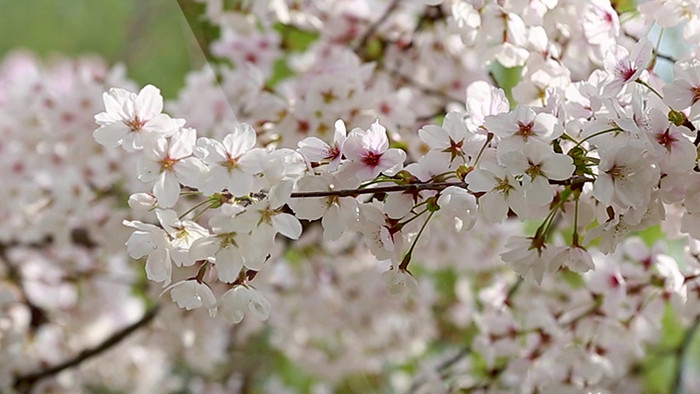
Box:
93, 123, 130, 148
153, 172, 180, 208
271, 213, 302, 239
135, 84, 163, 120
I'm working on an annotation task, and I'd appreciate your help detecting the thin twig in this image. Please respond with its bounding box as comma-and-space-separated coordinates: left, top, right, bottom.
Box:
355, 0, 401, 54
13, 306, 160, 393
380, 64, 463, 103
623, 31, 678, 64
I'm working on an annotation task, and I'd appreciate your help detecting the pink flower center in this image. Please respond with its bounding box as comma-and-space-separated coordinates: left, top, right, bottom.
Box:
362, 151, 382, 167
693, 85, 700, 104
609, 274, 621, 288
326, 145, 341, 161
516, 121, 535, 139
618, 63, 637, 82
656, 129, 677, 151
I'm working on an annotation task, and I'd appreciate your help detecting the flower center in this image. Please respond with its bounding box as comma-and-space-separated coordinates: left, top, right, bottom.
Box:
525, 161, 543, 179
655, 129, 677, 151
123, 115, 146, 131
618, 63, 636, 82
442, 138, 465, 162
606, 164, 626, 179
326, 144, 341, 161
224, 153, 239, 171
693, 85, 700, 104
516, 121, 535, 140
159, 155, 179, 172
494, 176, 514, 195
362, 151, 382, 167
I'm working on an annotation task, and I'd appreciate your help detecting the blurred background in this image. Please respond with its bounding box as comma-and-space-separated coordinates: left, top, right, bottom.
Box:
0, 0, 205, 98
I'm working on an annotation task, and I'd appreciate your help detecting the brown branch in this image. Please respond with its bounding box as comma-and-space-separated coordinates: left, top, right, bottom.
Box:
288, 175, 592, 199
290, 181, 467, 198
13, 306, 160, 393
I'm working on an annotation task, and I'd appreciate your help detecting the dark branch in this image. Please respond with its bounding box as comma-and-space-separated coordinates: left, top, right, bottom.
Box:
290, 181, 467, 198
13, 306, 160, 393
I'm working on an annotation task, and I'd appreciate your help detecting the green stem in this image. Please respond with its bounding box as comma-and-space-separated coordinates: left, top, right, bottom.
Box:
561, 132, 580, 145
472, 133, 494, 167
401, 208, 428, 227
536, 187, 573, 240
399, 211, 435, 270
430, 170, 457, 181
574, 127, 621, 147
635, 78, 663, 101
359, 176, 398, 189
179, 197, 214, 220
572, 193, 580, 247
192, 202, 216, 221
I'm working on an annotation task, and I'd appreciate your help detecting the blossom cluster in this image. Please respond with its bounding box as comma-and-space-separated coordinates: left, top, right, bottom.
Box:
4, 0, 700, 392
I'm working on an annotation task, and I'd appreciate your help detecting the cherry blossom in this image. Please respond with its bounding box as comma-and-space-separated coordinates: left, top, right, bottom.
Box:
196, 123, 260, 197
136, 128, 206, 208
342, 121, 406, 181
94, 84, 183, 152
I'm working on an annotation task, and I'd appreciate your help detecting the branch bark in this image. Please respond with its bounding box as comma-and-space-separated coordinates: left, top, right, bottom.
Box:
13, 306, 160, 393
290, 181, 467, 198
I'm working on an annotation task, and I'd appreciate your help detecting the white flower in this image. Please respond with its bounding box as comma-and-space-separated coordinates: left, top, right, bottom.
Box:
196, 123, 261, 197
663, 59, 700, 119
592, 140, 659, 211
297, 119, 347, 172
217, 285, 271, 323
342, 120, 406, 181
381, 267, 418, 298
288, 173, 358, 241
94, 84, 183, 152
137, 128, 206, 208
188, 204, 250, 283
551, 246, 595, 273
123, 220, 172, 286
466, 160, 528, 223
161, 279, 217, 317
501, 236, 554, 285
485, 106, 560, 158
465, 80, 509, 132
437, 186, 478, 231
500, 140, 574, 206
155, 209, 209, 267
602, 40, 652, 97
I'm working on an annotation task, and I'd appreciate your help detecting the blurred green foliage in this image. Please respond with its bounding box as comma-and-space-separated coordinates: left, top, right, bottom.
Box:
0, 0, 202, 98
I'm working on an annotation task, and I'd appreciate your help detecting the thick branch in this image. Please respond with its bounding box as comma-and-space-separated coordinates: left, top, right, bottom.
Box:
13, 306, 160, 393
290, 181, 467, 198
